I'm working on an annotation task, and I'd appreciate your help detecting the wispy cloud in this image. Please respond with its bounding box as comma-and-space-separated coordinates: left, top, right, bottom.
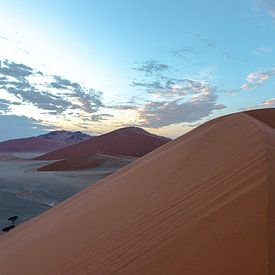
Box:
90, 113, 113, 122
261, 0, 275, 19
259, 97, 275, 107
169, 46, 196, 59
110, 104, 139, 111
245, 97, 275, 110
133, 60, 170, 75
0, 99, 11, 113
251, 45, 272, 56
241, 67, 275, 90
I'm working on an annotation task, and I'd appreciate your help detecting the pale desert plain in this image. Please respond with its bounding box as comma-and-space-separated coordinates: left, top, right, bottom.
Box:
0, 152, 133, 230
0, 108, 274, 274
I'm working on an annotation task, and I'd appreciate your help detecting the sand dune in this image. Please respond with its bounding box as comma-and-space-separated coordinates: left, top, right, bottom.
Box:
37, 153, 135, 171
35, 126, 171, 160
245, 108, 275, 129
0, 109, 274, 274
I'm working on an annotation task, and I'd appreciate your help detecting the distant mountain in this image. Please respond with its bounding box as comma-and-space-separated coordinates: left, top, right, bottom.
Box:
39, 130, 91, 144
0, 130, 91, 153
35, 126, 171, 160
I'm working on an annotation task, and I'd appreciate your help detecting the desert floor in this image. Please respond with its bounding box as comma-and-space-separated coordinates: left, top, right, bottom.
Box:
0, 152, 132, 231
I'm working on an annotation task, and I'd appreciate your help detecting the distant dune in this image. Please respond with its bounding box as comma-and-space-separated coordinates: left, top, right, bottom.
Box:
37, 153, 135, 171
35, 127, 171, 160
0, 108, 274, 274
0, 130, 90, 153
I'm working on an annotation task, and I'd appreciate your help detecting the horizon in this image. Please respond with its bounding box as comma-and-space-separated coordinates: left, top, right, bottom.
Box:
1, 0, 275, 141
1, 107, 275, 142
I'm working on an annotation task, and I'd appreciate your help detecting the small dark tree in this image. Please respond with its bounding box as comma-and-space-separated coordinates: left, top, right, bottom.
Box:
8, 216, 18, 224
2, 225, 15, 233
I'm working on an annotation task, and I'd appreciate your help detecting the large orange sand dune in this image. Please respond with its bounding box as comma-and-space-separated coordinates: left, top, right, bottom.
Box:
0, 108, 274, 274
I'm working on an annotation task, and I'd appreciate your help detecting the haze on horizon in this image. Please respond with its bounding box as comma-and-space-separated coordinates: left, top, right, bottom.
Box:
0, 0, 275, 141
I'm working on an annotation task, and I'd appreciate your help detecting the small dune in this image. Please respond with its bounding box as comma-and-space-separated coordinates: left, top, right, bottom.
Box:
37, 153, 135, 171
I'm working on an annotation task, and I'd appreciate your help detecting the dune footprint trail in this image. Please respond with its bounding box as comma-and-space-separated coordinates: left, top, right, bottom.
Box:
0, 108, 274, 275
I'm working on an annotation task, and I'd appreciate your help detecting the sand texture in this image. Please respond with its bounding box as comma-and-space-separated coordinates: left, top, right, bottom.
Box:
0, 109, 274, 274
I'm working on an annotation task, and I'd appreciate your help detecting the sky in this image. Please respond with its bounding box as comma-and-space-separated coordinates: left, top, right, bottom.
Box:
0, 0, 275, 141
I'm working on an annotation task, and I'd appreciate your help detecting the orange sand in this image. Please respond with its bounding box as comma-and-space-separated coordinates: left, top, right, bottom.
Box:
0, 109, 274, 274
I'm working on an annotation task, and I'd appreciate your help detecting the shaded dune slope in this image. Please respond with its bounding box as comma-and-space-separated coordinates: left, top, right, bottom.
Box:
245, 108, 275, 129
0, 110, 275, 274
35, 127, 171, 160
37, 153, 135, 171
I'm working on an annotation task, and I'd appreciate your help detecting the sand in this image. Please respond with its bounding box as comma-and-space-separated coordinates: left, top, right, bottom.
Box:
37, 153, 135, 171
0, 109, 274, 274
35, 126, 171, 160
0, 152, 133, 230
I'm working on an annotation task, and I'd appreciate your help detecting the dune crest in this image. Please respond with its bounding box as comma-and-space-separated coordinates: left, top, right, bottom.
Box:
0, 109, 274, 274
35, 126, 171, 160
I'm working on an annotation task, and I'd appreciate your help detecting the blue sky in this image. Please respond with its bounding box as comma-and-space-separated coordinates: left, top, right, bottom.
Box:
0, 0, 275, 140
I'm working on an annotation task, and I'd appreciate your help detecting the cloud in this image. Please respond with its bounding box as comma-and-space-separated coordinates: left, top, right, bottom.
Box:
241, 67, 275, 90
259, 98, 275, 107
90, 113, 113, 122
72, 87, 103, 113
110, 104, 139, 110
200, 39, 217, 48
222, 52, 246, 62
169, 46, 195, 59
0, 99, 11, 113
137, 82, 225, 128
0, 60, 38, 78
245, 97, 275, 111
0, 59, 104, 116
261, 0, 275, 19
251, 45, 272, 56
252, 98, 275, 108
133, 75, 215, 98
131, 58, 225, 128
133, 60, 170, 75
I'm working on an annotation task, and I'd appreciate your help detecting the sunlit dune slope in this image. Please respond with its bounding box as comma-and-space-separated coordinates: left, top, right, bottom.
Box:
0, 109, 274, 275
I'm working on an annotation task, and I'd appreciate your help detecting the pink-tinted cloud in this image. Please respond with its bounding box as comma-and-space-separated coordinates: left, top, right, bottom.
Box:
241, 68, 275, 90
